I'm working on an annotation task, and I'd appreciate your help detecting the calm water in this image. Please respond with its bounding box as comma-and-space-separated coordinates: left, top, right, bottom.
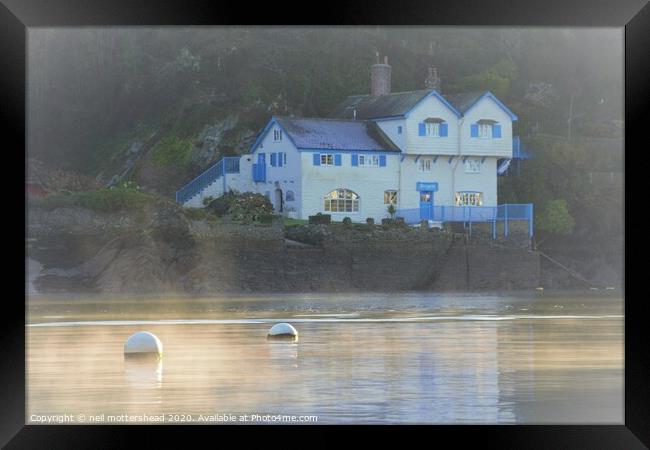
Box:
26, 292, 623, 424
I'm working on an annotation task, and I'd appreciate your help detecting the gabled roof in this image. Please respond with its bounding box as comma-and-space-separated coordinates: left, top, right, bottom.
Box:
446, 91, 518, 121
331, 89, 517, 121
252, 116, 400, 152
330, 89, 461, 120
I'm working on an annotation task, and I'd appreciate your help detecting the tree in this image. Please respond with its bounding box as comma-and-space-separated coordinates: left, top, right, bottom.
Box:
536, 199, 575, 246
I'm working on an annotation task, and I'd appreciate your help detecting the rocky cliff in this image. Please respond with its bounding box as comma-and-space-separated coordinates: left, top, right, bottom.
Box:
27, 205, 541, 295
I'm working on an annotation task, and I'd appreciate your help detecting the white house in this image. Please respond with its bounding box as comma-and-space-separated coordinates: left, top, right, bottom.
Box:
176, 57, 529, 229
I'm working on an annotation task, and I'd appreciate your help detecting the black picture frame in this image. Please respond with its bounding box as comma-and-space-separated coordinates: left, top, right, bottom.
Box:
3, 0, 647, 447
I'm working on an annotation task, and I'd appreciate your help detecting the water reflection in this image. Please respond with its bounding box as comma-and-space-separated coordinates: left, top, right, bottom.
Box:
124, 359, 163, 389
268, 342, 299, 368
26, 293, 623, 424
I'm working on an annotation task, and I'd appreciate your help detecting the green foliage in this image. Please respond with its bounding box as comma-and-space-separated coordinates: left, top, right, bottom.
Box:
342, 217, 352, 227
537, 199, 575, 236
36, 184, 164, 213
228, 192, 274, 224
448, 58, 517, 98
151, 136, 193, 168
387, 203, 396, 219
308, 213, 331, 225
205, 190, 238, 217
283, 218, 309, 227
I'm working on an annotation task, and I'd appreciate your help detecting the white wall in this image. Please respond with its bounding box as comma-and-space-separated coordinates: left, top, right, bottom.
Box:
459, 97, 513, 158
249, 122, 302, 217
375, 118, 406, 151
405, 94, 460, 155
404, 93, 513, 159
300, 151, 400, 222
398, 155, 499, 210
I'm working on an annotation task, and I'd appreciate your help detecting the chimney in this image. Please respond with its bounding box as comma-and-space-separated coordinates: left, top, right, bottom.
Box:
371, 55, 391, 97
424, 67, 441, 91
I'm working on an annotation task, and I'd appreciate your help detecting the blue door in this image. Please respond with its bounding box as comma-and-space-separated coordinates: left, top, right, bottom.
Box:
420, 191, 433, 221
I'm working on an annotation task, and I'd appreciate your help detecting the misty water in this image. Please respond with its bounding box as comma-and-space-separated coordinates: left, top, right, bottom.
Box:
26, 292, 623, 424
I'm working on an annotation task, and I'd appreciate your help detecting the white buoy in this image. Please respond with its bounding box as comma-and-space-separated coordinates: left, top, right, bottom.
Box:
124, 331, 163, 359
267, 323, 298, 341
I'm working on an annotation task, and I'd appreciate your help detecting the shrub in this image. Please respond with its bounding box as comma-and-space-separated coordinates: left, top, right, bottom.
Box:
202, 196, 214, 206
151, 136, 193, 168
366, 217, 375, 226
205, 191, 237, 217
395, 217, 406, 226
382, 218, 395, 226
36, 185, 163, 213
258, 214, 274, 225
387, 203, 396, 219
309, 213, 331, 225
228, 192, 274, 224
342, 217, 352, 227
182, 207, 209, 221
420, 219, 429, 229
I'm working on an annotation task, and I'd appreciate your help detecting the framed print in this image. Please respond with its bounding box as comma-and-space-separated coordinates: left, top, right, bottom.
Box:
2, 0, 648, 447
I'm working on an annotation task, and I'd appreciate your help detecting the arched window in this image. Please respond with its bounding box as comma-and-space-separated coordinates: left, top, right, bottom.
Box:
285, 190, 295, 202
324, 189, 359, 213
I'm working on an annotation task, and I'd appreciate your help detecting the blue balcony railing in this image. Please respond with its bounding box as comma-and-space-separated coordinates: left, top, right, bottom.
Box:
252, 163, 266, 182
175, 156, 240, 204
396, 203, 534, 238
512, 136, 531, 160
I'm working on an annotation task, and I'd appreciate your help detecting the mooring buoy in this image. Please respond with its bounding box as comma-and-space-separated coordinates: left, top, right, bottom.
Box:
124, 331, 163, 360
267, 323, 298, 341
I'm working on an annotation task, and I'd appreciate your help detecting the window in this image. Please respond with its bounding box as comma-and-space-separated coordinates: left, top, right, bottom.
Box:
464, 158, 481, 173
359, 154, 379, 167
285, 190, 295, 202
320, 154, 334, 166
397, 126, 403, 135
384, 190, 398, 205
283, 153, 287, 165
425, 121, 440, 137
324, 189, 359, 213
273, 129, 283, 141
418, 158, 432, 172
478, 123, 492, 138
455, 192, 483, 206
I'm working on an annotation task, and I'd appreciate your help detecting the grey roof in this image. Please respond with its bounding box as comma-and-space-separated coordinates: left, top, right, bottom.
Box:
443, 91, 486, 114
329, 90, 434, 119
274, 117, 400, 152
330, 89, 493, 120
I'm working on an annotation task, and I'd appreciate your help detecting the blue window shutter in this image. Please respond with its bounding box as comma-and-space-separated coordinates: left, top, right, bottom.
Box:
278, 152, 283, 167
270, 153, 276, 167
492, 124, 502, 138
379, 155, 386, 167
334, 154, 342, 166
418, 122, 426, 136
470, 123, 479, 138
440, 123, 448, 137
313, 153, 320, 166
351, 154, 358, 166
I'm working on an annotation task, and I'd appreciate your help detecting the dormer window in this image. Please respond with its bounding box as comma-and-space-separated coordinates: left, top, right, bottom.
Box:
273, 129, 283, 141
425, 118, 443, 137
471, 119, 501, 139
478, 122, 492, 138
419, 118, 448, 137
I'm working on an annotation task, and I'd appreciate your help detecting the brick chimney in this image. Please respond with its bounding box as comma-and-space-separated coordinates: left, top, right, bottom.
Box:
371, 55, 391, 97
425, 67, 441, 91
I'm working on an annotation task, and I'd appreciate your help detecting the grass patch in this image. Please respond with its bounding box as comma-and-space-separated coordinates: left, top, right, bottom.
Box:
283, 218, 309, 227
150, 136, 194, 168
34, 186, 167, 213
